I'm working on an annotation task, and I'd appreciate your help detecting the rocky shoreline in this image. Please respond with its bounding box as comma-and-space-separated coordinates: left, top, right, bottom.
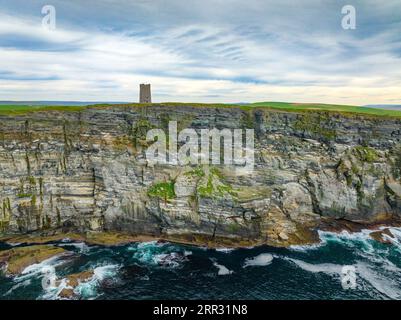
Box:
1, 223, 401, 300
1, 223, 400, 276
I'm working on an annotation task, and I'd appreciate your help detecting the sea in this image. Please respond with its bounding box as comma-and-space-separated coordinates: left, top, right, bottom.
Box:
1, 228, 401, 300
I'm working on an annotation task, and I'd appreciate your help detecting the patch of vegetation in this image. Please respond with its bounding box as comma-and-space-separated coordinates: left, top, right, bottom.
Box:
18, 175, 38, 199
112, 135, 133, 151
240, 111, 255, 129
130, 118, 155, 149
390, 145, 401, 179
0, 198, 11, 233
293, 112, 337, 141
42, 215, 52, 230
39, 177, 44, 197
0, 105, 86, 115
185, 167, 206, 178
250, 101, 401, 118
17, 193, 33, 198
28, 176, 36, 185
353, 146, 379, 163
227, 222, 241, 233
148, 180, 176, 203
197, 167, 237, 199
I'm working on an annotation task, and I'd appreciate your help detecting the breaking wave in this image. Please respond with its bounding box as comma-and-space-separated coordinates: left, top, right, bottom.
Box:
281, 227, 401, 300
128, 241, 189, 269
41, 263, 121, 300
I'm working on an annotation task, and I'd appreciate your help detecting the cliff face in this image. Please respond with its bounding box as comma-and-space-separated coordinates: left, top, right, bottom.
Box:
0, 105, 400, 247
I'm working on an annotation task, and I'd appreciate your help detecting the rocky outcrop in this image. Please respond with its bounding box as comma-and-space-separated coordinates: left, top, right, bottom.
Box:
0, 105, 400, 247
0, 245, 65, 275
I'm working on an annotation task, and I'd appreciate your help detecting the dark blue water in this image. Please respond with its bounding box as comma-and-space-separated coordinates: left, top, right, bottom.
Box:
1, 229, 401, 300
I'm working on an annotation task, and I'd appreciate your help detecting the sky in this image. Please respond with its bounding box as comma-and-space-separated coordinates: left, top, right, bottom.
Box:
0, 0, 400, 105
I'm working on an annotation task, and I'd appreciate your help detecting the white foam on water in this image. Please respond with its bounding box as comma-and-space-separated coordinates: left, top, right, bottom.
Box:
287, 227, 401, 253
44, 263, 121, 300
129, 240, 188, 268
320, 227, 401, 272
153, 252, 188, 268
282, 226, 401, 300
289, 242, 324, 252
9, 243, 22, 247
388, 227, 401, 239
319, 227, 401, 249
74, 264, 120, 300
15, 254, 66, 282
213, 262, 233, 276
4, 279, 31, 296
128, 240, 166, 253
58, 242, 90, 254
356, 262, 401, 300
284, 257, 401, 299
318, 229, 375, 251
93, 264, 120, 281
74, 280, 99, 300
384, 227, 401, 249
215, 248, 235, 254
243, 253, 273, 267
135, 240, 165, 249
284, 257, 343, 275
41, 278, 68, 300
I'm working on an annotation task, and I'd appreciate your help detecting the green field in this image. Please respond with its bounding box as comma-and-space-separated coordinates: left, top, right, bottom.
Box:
0, 101, 400, 118
248, 101, 401, 117
0, 105, 86, 115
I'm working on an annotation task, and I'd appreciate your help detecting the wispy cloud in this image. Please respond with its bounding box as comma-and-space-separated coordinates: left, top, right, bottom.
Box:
0, 0, 400, 104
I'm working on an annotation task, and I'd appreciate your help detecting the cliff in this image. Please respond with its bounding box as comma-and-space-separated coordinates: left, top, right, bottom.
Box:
0, 104, 400, 247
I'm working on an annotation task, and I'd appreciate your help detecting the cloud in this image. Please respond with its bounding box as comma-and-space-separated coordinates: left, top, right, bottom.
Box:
0, 0, 400, 104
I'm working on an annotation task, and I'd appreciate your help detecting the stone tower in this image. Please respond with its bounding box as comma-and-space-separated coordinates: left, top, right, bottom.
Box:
139, 84, 152, 103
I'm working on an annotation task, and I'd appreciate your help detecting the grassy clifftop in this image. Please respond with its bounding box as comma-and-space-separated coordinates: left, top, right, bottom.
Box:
1, 101, 401, 118
250, 101, 401, 118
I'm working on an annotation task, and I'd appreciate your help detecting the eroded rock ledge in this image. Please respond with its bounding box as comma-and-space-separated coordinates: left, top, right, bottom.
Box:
0, 105, 400, 247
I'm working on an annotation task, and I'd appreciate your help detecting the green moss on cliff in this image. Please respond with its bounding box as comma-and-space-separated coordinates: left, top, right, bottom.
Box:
148, 180, 176, 203
240, 111, 255, 129
390, 145, 401, 179
185, 167, 206, 178
130, 118, 155, 150
0, 198, 11, 232
353, 146, 379, 163
197, 167, 237, 199
293, 113, 337, 141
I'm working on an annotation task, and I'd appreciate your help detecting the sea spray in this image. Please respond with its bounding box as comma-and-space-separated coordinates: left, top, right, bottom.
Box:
129, 241, 188, 268
243, 253, 273, 267
210, 258, 233, 275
